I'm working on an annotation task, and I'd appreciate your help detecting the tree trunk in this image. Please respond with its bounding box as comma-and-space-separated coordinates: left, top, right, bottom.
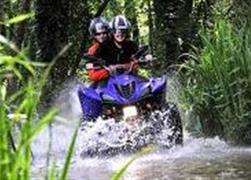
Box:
124, 0, 139, 43
35, 0, 89, 106
130, 17, 139, 43
94, 0, 111, 17
152, 0, 193, 69
0, 1, 5, 34
232, 0, 251, 26
15, 0, 32, 49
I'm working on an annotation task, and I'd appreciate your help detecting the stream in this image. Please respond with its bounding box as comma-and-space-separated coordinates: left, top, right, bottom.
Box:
32, 123, 251, 179
31, 82, 251, 179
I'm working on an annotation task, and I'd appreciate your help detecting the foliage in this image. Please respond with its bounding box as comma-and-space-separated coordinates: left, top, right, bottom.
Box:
0, 18, 77, 179
179, 18, 251, 144
3, 13, 34, 26
0, 35, 49, 179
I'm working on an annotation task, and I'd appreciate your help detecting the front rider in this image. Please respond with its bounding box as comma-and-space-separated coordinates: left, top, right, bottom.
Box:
86, 15, 139, 83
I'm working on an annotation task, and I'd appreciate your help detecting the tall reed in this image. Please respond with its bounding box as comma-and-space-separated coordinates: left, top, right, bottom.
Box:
179, 19, 251, 144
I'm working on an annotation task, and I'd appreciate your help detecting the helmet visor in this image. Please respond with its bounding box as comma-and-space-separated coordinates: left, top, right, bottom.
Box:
114, 29, 128, 35
94, 31, 108, 36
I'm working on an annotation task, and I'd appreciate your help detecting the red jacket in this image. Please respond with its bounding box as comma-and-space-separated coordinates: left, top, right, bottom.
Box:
86, 42, 109, 81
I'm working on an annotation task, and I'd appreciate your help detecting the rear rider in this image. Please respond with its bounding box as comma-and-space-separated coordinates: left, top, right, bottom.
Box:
86, 17, 110, 81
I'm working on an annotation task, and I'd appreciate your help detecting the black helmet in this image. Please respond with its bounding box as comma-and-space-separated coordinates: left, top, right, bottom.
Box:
88, 17, 109, 36
109, 15, 131, 31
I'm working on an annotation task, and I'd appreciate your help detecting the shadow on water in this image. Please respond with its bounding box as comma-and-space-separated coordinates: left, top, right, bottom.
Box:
31, 80, 251, 179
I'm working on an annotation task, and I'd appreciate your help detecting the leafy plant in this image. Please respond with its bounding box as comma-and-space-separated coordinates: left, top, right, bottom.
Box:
0, 21, 77, 179
179, 18, 251, 144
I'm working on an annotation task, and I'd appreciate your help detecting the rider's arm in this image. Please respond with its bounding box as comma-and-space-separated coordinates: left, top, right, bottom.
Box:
87, 42, 99, 55
85, 55, 109, 81
86, 43, 110, 81
87, 69, 109, 81
128, 57, 139, 72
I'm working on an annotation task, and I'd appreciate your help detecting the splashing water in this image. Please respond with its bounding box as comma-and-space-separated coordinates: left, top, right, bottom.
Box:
31, 78, 181, 169
77, 105, 182, 158
32, 80, 82, 169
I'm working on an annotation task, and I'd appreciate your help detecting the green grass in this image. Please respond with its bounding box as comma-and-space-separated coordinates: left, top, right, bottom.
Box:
111, 145, 154, 180
178, 18, 251, 144
0, 25, 77, 179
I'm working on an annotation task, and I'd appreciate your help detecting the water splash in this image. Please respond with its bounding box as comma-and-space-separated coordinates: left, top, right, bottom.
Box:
32, 79, 82, 166
32, 76, 183, 163
77, 104, 182, 158
54, 79, 83, 122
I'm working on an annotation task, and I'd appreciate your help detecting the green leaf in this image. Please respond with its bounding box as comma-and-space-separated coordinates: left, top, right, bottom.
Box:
0, 80, 7, 101
5, 13, 34, 25
0, 35, 17, 51
111, 145, 154, 180
48, 162, 58, 180
60, 127, 79, 180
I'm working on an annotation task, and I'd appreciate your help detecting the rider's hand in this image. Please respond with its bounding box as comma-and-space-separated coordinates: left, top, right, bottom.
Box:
127, 60, 138, 73
145, 54, 153, 61
105, 65, 117, 75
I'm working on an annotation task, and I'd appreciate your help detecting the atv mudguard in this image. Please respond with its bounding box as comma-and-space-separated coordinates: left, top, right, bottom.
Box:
78, 86, 102, 119
149, 75, 166, 93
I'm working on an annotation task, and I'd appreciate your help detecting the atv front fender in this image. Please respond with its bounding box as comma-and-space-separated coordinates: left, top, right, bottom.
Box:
150, 75, 166, 93
78, 86, 102, 120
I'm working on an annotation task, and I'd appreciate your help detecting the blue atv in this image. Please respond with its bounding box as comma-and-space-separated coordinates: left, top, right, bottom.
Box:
78, 46, 183, 157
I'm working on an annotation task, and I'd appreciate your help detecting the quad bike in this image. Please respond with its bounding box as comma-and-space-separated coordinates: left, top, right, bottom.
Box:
77, 46, 183, 157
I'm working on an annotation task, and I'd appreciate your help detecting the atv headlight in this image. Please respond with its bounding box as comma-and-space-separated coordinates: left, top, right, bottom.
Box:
123, 106, 138, 120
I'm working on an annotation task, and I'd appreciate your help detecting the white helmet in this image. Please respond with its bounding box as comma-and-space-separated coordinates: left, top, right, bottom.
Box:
109, 15, 131, 31
88, 17, 109, 36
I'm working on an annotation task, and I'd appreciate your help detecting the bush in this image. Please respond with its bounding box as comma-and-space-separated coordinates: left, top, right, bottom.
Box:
179, 19, 251, 145
0, 33, 77, 179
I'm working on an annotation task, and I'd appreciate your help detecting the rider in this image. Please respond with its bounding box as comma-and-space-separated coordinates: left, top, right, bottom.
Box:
86, 15, 139, 82
87, 16, 109, 55
85, 16, 110, 81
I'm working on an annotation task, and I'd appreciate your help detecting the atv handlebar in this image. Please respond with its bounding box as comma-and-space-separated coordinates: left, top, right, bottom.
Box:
132, 45, 149, 59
